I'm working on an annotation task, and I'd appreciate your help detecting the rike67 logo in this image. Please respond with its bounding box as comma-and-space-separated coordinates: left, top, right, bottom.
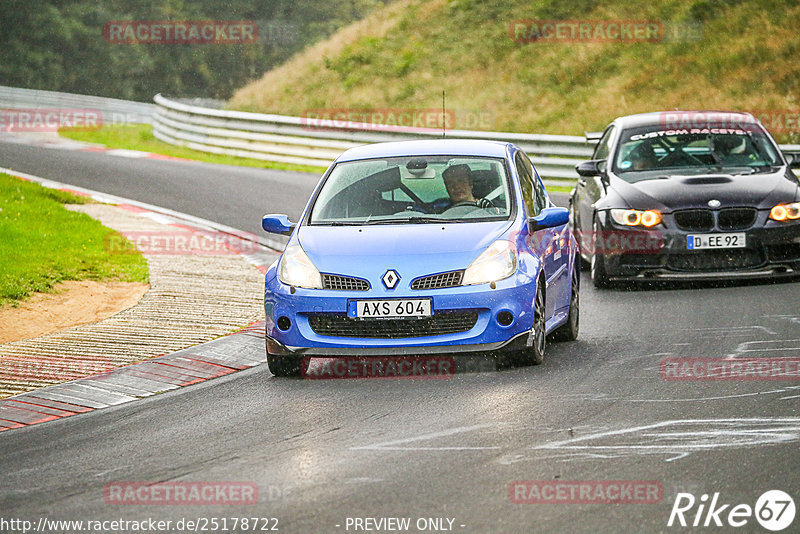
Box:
668, 490, 795, 531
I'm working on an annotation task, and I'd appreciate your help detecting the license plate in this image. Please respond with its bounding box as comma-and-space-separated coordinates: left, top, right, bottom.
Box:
687, 233, 746, 250
352, 299, 432, 318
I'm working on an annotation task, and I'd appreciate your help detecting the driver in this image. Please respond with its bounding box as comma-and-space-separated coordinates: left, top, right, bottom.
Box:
712, 135, 752, 165
442, 164, 492, 208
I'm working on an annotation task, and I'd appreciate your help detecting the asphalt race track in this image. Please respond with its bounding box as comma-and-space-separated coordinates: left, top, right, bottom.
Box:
1, 140, 799, 533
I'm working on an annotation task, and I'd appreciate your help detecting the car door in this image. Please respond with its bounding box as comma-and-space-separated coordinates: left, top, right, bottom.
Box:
575, 125, 615, 257
533, 160, 571, 313
516, 151, 561, 320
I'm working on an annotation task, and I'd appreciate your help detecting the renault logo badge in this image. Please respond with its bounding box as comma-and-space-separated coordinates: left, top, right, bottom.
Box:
382, 270, 400, 289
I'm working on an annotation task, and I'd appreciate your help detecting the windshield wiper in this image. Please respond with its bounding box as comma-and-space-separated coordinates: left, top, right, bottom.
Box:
406, 216, 446, 223
361, 216, 444, 225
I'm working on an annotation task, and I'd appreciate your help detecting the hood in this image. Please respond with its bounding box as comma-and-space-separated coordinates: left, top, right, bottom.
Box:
297, 221, 512, 284
608, 168, 799, 212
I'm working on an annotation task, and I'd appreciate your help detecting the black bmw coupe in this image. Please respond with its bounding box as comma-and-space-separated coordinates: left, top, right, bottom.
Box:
570, 111, 800, 287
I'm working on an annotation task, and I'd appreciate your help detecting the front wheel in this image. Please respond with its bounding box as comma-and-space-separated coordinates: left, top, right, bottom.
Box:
501, 280, 546, 367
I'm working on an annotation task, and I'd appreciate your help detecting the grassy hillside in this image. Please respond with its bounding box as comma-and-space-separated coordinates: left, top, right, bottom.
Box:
229, 0, 800, 141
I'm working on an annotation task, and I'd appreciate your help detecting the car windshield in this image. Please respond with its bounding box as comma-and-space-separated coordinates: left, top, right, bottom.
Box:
613, 123, 782, 181
308, 156, 512, 225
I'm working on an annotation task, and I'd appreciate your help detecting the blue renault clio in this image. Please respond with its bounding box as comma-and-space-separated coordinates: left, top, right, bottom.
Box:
262, 140, 579, 376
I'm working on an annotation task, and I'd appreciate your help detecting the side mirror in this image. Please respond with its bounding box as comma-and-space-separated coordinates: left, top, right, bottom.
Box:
262, 214, 295, 236
784, 152, 800, 169
529, 207, 569, 232
576, 160, 605, 177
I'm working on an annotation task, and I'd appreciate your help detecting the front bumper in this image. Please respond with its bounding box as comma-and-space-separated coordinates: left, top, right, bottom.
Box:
264, 271, 538, 356
598, 213, 800, 281
265, 332, 530, 356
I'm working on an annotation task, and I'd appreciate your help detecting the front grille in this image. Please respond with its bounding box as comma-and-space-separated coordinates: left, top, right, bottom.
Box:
666, 249, 764, 271
307, 311, 478, 338
322, 274, 370, 291
411, 271, 464, 290
674, 209, 714, 231
718, 208, 757, 230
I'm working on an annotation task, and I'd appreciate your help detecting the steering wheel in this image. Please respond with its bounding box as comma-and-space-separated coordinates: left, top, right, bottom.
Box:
659, 148, 704, 167
450, 200, 480, 208
451, 198, 495, 208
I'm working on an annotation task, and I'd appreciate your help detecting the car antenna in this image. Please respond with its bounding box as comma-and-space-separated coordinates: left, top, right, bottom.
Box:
442, 90, 446, 138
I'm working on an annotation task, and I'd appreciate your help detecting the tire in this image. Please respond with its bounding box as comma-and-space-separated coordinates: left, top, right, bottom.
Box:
551, 267, 579, 341
266, 339, 305, 377
591, 218, 610, 288
570, 203, 591, 269
501, 279, 546, 367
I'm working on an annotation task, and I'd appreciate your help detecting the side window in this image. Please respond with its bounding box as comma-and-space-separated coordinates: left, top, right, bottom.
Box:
593, 125, 616, 161
531, 165, 548, 213
514, 152, 539, 217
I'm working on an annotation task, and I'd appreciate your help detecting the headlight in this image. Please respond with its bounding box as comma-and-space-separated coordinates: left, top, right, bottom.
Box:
462, 240, 517, 286
278, 243, 322, 289
770, 202, 800, 221
610, 209, 662, 227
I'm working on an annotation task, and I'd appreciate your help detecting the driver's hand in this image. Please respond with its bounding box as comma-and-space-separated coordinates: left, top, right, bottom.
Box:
477, 198, 493, 208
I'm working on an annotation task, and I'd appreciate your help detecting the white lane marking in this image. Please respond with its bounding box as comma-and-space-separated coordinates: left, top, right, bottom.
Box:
529, 418, 800, 461
622, 388, 796, 402
726, 339, 800, 358
680, 326, 777, 336
764, 314, 800, 324
665, 452, 690, 463
106, 148, 150, 158
350, 423, 504, 451
780, 395, 800, 400
93, 466, 129, 477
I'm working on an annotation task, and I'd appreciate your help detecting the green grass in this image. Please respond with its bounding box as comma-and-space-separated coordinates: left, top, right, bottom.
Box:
229, 0, 800, 145
546, 185, 573, 194
0, 173, 149, 307
59, 124, 328, 174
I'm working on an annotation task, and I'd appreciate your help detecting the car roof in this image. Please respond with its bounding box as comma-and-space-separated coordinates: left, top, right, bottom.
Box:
334, 139, 512, 162
611, 110, 759, 129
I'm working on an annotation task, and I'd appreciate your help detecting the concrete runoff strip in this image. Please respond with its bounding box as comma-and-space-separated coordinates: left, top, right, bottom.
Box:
0, 171, 278, 430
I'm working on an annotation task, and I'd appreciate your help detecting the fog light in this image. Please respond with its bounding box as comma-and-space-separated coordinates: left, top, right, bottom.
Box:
497, 311, 514, 326
277, 316, 292, 331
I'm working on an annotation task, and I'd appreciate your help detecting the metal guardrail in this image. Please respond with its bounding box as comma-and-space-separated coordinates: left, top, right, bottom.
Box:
0, 85, 156, 125
152, 94, 594, 186
1, 87, 796, 186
